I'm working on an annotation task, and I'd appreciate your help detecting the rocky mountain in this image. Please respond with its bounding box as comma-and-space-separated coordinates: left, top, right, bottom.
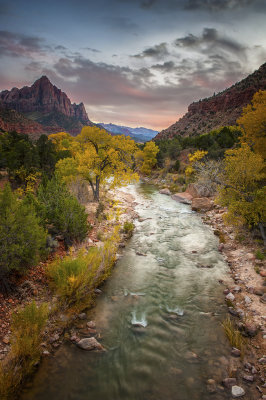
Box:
99, 123, 158, 142
0, 76, 93, 136
155, 62, 266, 140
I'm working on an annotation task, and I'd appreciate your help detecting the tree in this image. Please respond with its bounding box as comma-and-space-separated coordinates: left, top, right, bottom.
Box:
54, 126, 138, 201
36, 177, 89, 245
217, 143, 266, 242
185, 150, 208, 177
237, 90, 266, 159
0, 184, 47, 291
140, 141, 159, 175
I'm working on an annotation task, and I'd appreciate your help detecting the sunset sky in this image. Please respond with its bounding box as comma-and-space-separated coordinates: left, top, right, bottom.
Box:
0, 0, 265, 130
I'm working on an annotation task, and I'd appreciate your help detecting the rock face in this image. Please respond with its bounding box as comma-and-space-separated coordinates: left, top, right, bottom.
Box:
0, 107, 45, 138
155, 62, 266, 140
0, 76, 94, 136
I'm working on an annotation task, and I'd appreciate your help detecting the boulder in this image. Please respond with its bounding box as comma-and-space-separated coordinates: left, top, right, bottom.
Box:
76, 337, 104, 351
171, 192, 192, 205
186, 183, 213, 198
159, 188, 171, 195
191, 197, 212, 212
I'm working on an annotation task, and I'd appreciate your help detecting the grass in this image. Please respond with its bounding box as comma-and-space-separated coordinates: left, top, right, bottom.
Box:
222, 316, 245, 358
0, 301, 49, 400
47, 226, 120, 313
255, 249, 265, 260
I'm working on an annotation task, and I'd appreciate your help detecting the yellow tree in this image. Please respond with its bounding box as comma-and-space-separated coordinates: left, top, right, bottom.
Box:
55, 126, 139, 201
217, 143, 266, 241
140, 141, 159, 175
185, 150, 208, 176
237, 90, 266, 159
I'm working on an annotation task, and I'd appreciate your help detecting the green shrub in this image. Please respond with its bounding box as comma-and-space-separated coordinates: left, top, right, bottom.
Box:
0, 301, 48, 400
0, 184, 47, 290
123, 221, 135, 235
37, 177, 89, 245
255, 249, 265, 260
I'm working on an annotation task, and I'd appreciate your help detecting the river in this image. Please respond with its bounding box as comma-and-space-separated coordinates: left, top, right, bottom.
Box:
21, 183, 235, 400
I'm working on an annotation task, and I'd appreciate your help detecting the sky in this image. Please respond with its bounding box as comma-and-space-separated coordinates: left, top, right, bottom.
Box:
0, 0, 265, 130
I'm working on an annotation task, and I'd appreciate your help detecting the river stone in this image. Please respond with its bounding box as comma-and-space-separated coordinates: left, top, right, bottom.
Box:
226, 292, 235, 302
231, 385, 245, 398
232, 286, 241, 293
231, 348, 241, 357
87, 321, 96, 329
77, 337, 104, 351
223, 378, 237, 388
159, 188, 171, 195
243, 323, 258, 337
244, 296, 252, 305
206, 379, 217, 393
243, 375, 254, 382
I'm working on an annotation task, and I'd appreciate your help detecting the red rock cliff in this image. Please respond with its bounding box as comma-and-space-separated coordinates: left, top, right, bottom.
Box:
0, 76, 90, 124
155, 62, 266, 140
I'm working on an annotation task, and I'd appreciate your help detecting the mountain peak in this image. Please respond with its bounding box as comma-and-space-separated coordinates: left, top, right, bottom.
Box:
0, 76, 94, 136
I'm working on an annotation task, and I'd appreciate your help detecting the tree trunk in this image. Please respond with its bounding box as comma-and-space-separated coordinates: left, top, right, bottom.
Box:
89, 178, 100, 202
258, 223, 266, 246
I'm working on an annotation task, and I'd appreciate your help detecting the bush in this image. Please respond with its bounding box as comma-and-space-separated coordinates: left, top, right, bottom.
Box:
36, 177, 89, 245
123, 221, 135, 235
47, 227, 119, 310
0, 184, 47, 290
0, 301, 48, 400
255, 250, 265, 260
172, 159, 180, 172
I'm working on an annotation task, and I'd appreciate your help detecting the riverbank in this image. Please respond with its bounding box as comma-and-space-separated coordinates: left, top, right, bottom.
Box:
0, 189, 138, 399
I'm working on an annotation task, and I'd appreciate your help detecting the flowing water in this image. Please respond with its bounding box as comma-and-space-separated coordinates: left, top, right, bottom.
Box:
21, 183, 235, 400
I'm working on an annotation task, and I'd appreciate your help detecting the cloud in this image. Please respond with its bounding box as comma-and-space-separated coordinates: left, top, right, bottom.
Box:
185, 0, 256, 11
0, 30, 47, 58
174, 28, 247, 58
151, 61, 176, 72
102, 16, 139, 33
132, 42, 169, 59
83, 47, 101, 53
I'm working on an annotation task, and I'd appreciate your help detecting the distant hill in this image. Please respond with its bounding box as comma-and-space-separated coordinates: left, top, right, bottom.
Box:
99, 123, 158, 142
0, 76, 94, 137
155, 62, 266, 141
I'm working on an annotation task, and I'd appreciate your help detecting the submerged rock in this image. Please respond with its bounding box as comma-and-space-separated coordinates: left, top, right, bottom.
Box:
206, 379, 217, 393
77, 337, 104, 351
